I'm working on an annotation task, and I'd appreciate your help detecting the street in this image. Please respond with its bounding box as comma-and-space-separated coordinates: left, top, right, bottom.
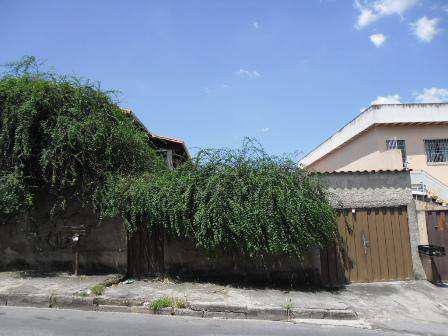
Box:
0, 306, 411, 336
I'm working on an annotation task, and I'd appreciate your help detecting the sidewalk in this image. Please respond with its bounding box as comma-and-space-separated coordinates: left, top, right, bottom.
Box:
0, 271, 354, 321
1, 271, 448, 331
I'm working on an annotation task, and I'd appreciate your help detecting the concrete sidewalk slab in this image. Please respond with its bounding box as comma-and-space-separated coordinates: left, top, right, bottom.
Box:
103, 277, 349, 311
0, 271, 114, 297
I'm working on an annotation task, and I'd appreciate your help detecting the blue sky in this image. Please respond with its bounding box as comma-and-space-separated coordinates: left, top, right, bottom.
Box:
2, 0, 447, 157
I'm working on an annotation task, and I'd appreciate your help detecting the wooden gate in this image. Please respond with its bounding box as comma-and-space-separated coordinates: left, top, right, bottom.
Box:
321, 207, 413, 285
425, 211, 448, 281
127, 224, 165, 276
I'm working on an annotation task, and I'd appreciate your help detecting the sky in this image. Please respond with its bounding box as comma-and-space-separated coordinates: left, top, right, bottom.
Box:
1, 0, 447, 158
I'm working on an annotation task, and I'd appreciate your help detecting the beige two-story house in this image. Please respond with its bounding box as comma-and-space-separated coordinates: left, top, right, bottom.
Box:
300, 103, 448, 202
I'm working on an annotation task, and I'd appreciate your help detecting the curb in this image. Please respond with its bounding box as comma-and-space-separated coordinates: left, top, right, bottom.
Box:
0, 293, 358, 321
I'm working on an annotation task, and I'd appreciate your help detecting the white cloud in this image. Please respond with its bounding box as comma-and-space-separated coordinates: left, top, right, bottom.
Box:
411, 16, 440, 42
373, 0, 419, 16
235, 69, 261, 79
414, 87, 448, 103
371, 94, 402, 105
260, 127, 270, 133
357, 5, 379, 28
370, 33, 387, 47
252, 21, 260, 30
355, 0, 419, 29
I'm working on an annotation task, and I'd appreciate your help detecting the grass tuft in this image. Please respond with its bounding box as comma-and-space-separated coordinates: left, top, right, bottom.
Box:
174, 297, 188, 309
149, 297, 174, 311
90, 284, 106, 296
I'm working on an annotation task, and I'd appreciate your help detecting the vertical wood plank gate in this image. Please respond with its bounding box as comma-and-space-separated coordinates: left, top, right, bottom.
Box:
321, 207, 413, 285
127, 224, 165, 276
425, 211, 448, 281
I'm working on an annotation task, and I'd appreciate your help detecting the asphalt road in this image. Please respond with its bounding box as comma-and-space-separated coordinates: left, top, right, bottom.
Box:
0, 306, 412, 336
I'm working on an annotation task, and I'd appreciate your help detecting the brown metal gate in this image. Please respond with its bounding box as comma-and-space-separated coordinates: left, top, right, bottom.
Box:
426, 211, 448, 281
321, 207, 413, 285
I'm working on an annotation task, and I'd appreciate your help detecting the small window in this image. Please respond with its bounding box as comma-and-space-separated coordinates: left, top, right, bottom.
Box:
424, 139, 448, 163
386, 139, 407, 167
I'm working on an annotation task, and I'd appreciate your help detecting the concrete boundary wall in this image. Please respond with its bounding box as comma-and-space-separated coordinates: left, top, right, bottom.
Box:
0, 202, 127, 274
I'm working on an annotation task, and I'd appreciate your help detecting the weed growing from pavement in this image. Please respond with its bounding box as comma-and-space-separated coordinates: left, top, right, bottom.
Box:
90, 284, 106, 296
174, 297, 188, 309
77, 290, 88, 298
49, 293, 57, 307
283, 298, 294, 310
150, 297, 174, 311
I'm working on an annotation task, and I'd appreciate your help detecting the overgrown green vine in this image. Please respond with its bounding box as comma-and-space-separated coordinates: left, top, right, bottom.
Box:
1, 57, 336, 259
99, 140, 337, 257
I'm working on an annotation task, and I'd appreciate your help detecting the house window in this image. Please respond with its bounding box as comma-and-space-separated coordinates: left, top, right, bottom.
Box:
386, 139, 407, 167
424, 139, 448, 163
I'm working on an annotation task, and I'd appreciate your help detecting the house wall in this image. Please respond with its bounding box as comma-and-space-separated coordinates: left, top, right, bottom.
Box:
378, 125, 448, 185
309, 124, 448, 186
308, 126, 403, 172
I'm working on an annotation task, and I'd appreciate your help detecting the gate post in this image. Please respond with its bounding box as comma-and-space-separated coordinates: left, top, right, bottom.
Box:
407, 201, 427, 280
